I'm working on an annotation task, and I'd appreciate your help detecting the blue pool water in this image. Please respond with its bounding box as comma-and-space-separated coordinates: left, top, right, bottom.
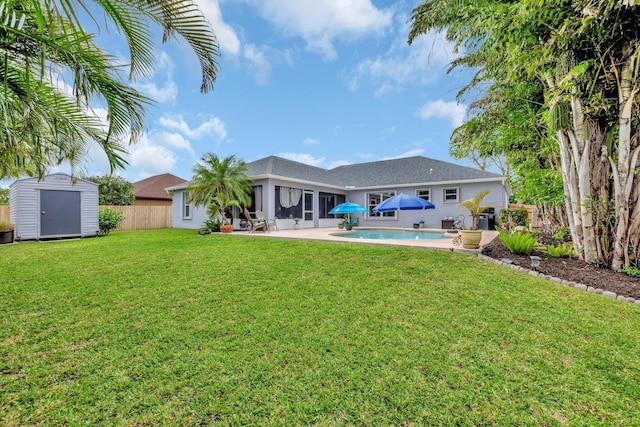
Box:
332, 228, 449, 240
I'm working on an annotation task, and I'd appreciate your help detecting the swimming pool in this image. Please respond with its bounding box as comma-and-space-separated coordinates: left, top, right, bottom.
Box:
332, 228, 450, 240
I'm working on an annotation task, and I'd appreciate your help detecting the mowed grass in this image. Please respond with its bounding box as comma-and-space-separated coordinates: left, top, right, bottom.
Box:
1, 229, 639, 425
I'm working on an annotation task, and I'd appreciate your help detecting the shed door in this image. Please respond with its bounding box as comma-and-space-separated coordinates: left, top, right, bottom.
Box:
40, 190, 81, 236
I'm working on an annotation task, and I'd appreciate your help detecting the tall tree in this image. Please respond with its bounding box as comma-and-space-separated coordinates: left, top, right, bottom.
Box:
186, 153, 252, 224
0, 0, 219, 178
409, 0, 640, 270
86, 176, 135, 205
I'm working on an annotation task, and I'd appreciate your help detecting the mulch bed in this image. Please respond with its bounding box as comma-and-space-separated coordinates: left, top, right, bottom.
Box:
481, 235, 640, 300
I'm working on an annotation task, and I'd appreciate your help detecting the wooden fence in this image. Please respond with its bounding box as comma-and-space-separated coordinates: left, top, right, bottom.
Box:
101, 205, 172, 231
0, 205, 172, 231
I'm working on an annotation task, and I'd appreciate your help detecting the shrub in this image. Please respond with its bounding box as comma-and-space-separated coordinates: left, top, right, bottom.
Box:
496, 227, 537, 255
0, 187, 8, 205
618, 266, 640, 277
199, 218, 222, 234
0, 221, 14, 231
547, 243, 574, 257
98, 208, 125, 236
552, 226, 571, 241
498, 208, 528, 227
86, 176, 135, 205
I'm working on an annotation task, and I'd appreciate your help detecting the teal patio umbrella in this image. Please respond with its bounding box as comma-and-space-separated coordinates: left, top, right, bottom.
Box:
329, 202, 367, 224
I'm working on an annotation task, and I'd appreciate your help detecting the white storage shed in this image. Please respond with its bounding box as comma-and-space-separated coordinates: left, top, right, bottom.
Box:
9, 174, 99, 241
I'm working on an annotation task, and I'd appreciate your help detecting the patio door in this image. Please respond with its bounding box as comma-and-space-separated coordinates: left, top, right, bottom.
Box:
303, 190, 313, 224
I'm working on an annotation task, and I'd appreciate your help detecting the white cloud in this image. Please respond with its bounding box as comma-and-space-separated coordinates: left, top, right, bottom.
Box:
135, 81, 177, 104
156, 131, 194, 155
131, 51, 178, 104
327, 160, 350, 169
417, 100, 467, 128
277, 152, 326, 167
158, 114, 227, 140
129, 135, 177, 176
243, 44, 272, 85
303, 137, 320, 145
349, 24, 457, 94
195, 0, 241, 55
380, 148, 425, 161
249, 0, 392, 60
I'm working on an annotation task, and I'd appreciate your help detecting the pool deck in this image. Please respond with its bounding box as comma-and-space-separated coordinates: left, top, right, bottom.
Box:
234, 226, 499, 254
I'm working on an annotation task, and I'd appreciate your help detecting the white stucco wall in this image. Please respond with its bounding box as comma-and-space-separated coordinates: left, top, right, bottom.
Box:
169, 177, 509, 231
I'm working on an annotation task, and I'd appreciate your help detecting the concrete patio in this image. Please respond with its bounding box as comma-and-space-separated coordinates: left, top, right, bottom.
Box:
234, 226, 499, 254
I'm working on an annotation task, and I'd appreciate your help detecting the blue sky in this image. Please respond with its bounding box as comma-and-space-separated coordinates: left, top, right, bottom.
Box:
7, 0, 476, 185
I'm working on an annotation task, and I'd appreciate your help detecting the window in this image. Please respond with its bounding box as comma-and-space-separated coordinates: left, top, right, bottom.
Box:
367, 191, 396, 218
443, 187, 459, 203
275, 186, 303, 219
182, 191, 191, 219
319, 192, 346, 218
417, 189, 431, 202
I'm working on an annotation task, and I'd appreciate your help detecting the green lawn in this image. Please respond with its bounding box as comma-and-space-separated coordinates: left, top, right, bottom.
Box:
1, 229, 639, 425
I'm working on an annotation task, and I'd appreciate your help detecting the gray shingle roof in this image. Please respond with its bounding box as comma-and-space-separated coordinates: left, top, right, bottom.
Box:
246, 155, 502, 188
247, 156, 344, 186
333, 156, 502, 187
168, 155, 504, 191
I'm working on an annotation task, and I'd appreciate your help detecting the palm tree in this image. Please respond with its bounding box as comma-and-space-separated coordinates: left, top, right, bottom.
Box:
0, 0, 219, 178
186, 153, 252, 224
458, 190, 492, 230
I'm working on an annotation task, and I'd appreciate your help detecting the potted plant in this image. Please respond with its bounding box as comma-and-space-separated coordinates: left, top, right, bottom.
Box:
338, 214, 347, 229
293, 217, 301, 229
0, 221, 14, 244
205, 193, 239, 233
457, 189, 492, 249
343, 216, 358, 231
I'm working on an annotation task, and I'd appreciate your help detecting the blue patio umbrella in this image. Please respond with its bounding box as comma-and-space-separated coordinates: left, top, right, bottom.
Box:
373, 193, 435, 237
329, 202, 367, 223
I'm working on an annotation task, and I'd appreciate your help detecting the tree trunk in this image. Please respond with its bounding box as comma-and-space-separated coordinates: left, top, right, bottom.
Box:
611, 46, 640, 271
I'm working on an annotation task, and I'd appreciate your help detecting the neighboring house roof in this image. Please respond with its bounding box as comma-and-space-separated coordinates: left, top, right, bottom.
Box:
166, 155, 504, 191
134, 173, 187, 200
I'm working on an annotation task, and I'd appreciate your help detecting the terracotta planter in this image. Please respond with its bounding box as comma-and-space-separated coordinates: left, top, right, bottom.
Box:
460, 230, 482, 249
220, 224, 234, 233
0, 230, 14, 244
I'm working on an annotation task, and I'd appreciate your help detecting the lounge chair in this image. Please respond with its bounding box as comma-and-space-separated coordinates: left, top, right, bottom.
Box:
243, 208, 267, 233
255, 210, 277, 231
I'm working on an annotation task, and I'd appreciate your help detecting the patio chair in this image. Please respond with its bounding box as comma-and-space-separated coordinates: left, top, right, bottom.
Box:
243, 208, 267, 233
255, 210, 278, 231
